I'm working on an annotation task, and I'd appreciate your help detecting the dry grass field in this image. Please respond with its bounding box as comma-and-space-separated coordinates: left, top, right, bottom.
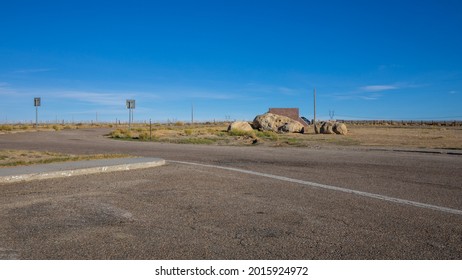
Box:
0, 150, 128, 168
342, 125, 462, 150
108, 122, 462, 150
0, 123, 112, 133
1, 122, 461, 166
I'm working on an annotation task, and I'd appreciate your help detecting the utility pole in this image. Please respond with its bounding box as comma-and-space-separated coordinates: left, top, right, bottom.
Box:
191, 103, 194, 124
329, 110, 335, 120
313, 88, 317, 133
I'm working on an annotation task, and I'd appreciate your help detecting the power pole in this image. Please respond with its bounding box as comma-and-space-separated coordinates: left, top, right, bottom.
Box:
313, 88, 317, 133
191, 103, 194, 124
329, 110, 335, 120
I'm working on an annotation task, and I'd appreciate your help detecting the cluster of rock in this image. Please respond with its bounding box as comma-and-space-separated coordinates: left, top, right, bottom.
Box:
227, 112, 347, 135
252, 113, 304, 133
316, 121, 348, 135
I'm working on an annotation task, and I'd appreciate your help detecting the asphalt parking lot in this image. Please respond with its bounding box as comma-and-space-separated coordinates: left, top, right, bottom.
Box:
0, 129, 461, 259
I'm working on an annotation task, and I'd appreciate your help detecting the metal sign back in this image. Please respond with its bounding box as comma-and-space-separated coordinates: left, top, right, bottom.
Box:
126, 99, 135, 109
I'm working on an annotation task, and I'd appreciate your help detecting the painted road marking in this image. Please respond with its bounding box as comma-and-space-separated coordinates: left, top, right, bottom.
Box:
169, 160, 462, 216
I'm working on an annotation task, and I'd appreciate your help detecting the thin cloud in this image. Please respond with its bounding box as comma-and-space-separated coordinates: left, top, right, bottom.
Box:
331, 92, 382, 101
330, 82, 421, 101
360, 93, 382, 100
57, 90, 162, 107
360, 85, 398, 92
58, 91, 132, 107
0, 82, 15, 96
277, 87, 296, 95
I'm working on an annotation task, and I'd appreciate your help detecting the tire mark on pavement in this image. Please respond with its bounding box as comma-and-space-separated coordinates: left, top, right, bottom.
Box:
169, 160, 462, 216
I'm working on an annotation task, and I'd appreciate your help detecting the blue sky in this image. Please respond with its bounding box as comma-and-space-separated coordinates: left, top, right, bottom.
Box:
1, 0, 461, 123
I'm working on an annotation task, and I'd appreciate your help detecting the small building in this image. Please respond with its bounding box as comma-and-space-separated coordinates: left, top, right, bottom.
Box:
268, 108, 310, 126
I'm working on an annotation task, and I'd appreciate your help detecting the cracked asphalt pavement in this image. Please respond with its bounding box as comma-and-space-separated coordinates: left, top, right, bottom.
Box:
0, 128, 461, 259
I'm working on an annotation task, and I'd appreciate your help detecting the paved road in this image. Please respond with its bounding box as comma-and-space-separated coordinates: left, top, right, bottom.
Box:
0, 129, 461, 259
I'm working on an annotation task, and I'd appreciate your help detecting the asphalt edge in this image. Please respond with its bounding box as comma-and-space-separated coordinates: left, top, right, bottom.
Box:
0, 158, 166, 184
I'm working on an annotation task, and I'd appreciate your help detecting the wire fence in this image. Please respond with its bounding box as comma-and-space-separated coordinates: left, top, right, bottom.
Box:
336, 120, 462, 126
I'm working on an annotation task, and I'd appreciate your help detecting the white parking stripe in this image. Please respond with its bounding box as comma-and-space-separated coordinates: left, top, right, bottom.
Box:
169, 160, 462, 216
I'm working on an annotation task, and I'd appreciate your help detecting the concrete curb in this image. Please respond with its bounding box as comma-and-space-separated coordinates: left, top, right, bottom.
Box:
0, 157, 165, 184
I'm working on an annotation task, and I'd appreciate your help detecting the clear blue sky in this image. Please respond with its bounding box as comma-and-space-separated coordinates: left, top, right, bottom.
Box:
1, 0, 461, 123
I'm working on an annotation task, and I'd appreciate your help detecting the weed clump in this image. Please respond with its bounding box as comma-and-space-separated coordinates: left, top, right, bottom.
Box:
138, 132, 150, 140
110, 129, 132, 139
228, 129, 256, 138
0, 125, 13, 131
255, 130, 279, 141
175, 138, 215, 144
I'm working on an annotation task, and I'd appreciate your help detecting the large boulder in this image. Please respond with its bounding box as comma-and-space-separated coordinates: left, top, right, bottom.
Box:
333, 122, 348, 135
279, 122, 304, 133
253, 113, 304, 133
318, 121, 348, 135
319, 121, 335, 134
227, 121, 254, 132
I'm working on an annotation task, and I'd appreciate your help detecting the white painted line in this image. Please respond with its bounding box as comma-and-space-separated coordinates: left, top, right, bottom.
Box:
169, 160, 462, 216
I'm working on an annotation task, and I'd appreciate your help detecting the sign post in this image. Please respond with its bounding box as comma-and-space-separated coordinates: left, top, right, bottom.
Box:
126, 99, 135, 130
34, 97, 41, 128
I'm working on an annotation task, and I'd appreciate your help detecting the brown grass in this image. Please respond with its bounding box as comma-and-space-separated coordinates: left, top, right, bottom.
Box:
2, 122, 460, 150
342, 125, 462, 150
0, 123, 114, 134
109, 123, 462, 150
0, 150, 130, 168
